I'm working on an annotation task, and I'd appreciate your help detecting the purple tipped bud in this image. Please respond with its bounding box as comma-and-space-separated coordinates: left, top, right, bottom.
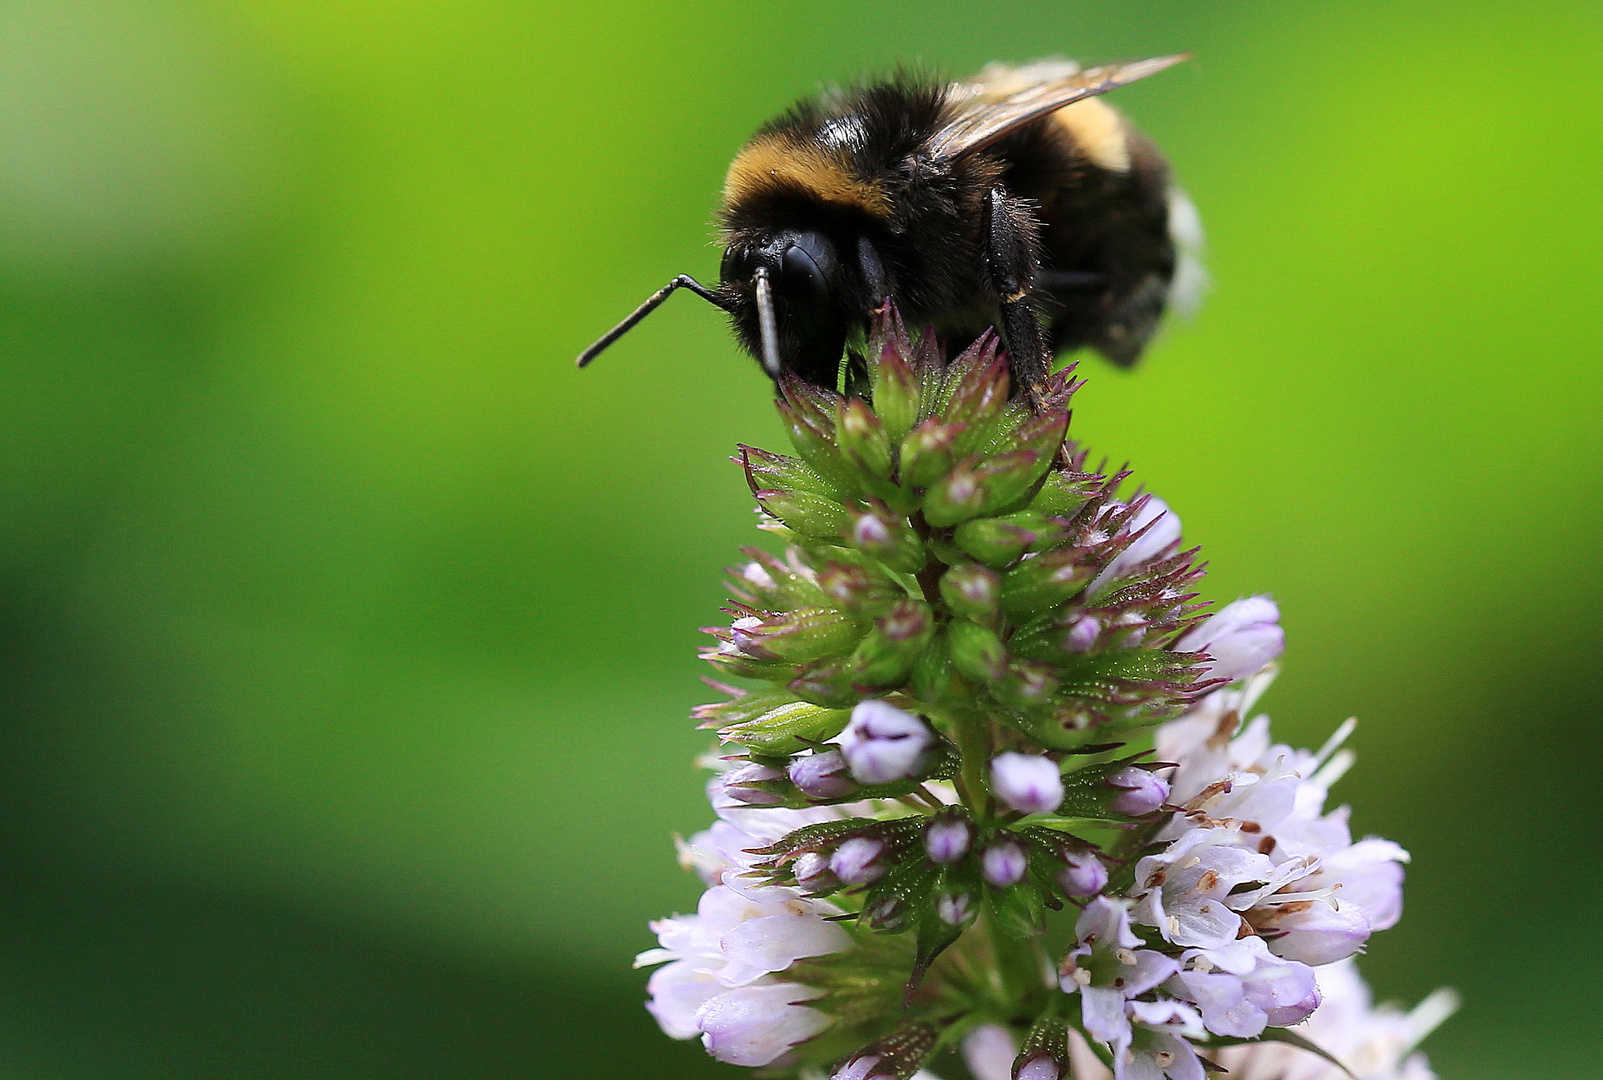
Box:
937, 891, 974, 926
834, 1054, 895, 1080
1016, 1057, 1062, 1080
1107, 766, 1170, 816
729, 615, 775, 658
832, 1022, 937, 1080
1063, 615, 1099, 653
792, 851, 840, 895
852, 511, 893, 549
982, 840, 1028, 887
837, 700, 934, 784
831, 837, 888, 885
940, 563, 1001, 622
1056, 852, 1107, 897
789, 750, 859, 800
723, 761, 787, 806
990, 753, 1064, 815
1177, 595, 1285, 684
923, 813, 974, 864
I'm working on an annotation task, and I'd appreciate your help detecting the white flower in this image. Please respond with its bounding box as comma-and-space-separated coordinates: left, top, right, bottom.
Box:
1060, 898, 1180, 1044
1176, 596, 1284, 685
638, 839, 851, 1064
1130, 829, 1296, 957
1168, 936, 1319, 1038
1208, 959, 1455, 1080
1091, 495, 1183, 594
696, 980, 832, 1066
1114, 999, 1205, 1080
1149, 679, 1408, 966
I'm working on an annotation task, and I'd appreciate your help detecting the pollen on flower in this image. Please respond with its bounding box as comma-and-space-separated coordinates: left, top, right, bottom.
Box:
636, 304, 1448, 1080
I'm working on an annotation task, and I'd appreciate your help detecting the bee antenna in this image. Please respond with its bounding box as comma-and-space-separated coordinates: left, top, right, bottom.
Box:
752, 265, 782, 379
576, 274, 731, 369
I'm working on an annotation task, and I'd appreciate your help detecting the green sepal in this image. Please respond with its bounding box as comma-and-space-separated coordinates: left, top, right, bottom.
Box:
757, 607, 866, 663
906, 906, 966, 1001
845, 503, 928, 574
838, 398, 895, 481
947, 619, 1008, 682
939, 562, 1001, 625
1029, 470, 1100, 518
849, 599, 936, 689
1054, 647, 1188, 699
776, 395, 861, 497
999, 550, 1093, 622
755, 486, 852, 539
860, 852, 942, 934
1055, 753, 1153, 820
716, 700, 852, 756
901, 419, 964, 490
740, 444, 844, 501
910, 630, 957, 704
695, 686, 808, 730
868, 337, 921, 443
986, 875, 1048, 938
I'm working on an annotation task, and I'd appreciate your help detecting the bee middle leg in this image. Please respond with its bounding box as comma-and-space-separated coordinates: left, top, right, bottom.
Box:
984, 187, 1050, 404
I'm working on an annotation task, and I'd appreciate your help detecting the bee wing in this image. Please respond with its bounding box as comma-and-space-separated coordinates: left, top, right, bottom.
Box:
928, 54, 1187, 160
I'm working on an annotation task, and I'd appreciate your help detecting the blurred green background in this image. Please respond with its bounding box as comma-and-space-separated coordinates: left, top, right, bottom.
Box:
0, 0, 1596, 1075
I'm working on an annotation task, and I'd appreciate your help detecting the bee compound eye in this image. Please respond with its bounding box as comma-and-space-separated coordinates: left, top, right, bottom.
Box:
719, 245, 752, 286
781, 232, 836, 306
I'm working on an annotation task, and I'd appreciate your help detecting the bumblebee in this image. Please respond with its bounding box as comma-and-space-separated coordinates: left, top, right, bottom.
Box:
577, 56, 1203, 399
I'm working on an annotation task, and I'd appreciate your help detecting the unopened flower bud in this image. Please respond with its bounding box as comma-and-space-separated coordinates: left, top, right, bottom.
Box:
937, 891, 975, 926
831, 836, 888, 885
837, 700, 933, 784
723, 761, 787, 806
1063, 615, 1099, 653
1012, 1014, 1070, 1080
729, 615, 775, 658
1056, 851, 1107, 896
1177, 595, 1285, 683
900, 419, 962, 489
982, 839, 1027, 887
923, 812, 974, 864
1000, 549, 1092, 620
990, 753, 1064, 815
1107, 766, 1170, 816
789, 750, 859, 800
833, 1022, 937, 1080
792, 851, 840, 895
834, 1054, 896, 1080
839, 398, 894, 480
940, 562, 1001, 623
1016, 1056, 1061, 1080
870, 336, 920, 442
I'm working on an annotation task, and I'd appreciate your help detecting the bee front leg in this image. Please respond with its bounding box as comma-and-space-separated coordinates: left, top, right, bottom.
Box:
983, 187, 1050, 404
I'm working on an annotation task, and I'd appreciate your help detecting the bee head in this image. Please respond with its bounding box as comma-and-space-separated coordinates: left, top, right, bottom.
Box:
721, 229, 889, 387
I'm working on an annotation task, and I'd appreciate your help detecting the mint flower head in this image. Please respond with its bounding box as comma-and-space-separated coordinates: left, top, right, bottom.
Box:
636, 306, 1452, 1079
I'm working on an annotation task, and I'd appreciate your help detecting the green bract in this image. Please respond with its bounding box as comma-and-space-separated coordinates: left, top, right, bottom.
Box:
700, 306, 1212, 749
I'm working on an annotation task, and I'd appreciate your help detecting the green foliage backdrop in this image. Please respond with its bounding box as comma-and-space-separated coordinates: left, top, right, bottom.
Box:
0, 0, 1596, 1075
